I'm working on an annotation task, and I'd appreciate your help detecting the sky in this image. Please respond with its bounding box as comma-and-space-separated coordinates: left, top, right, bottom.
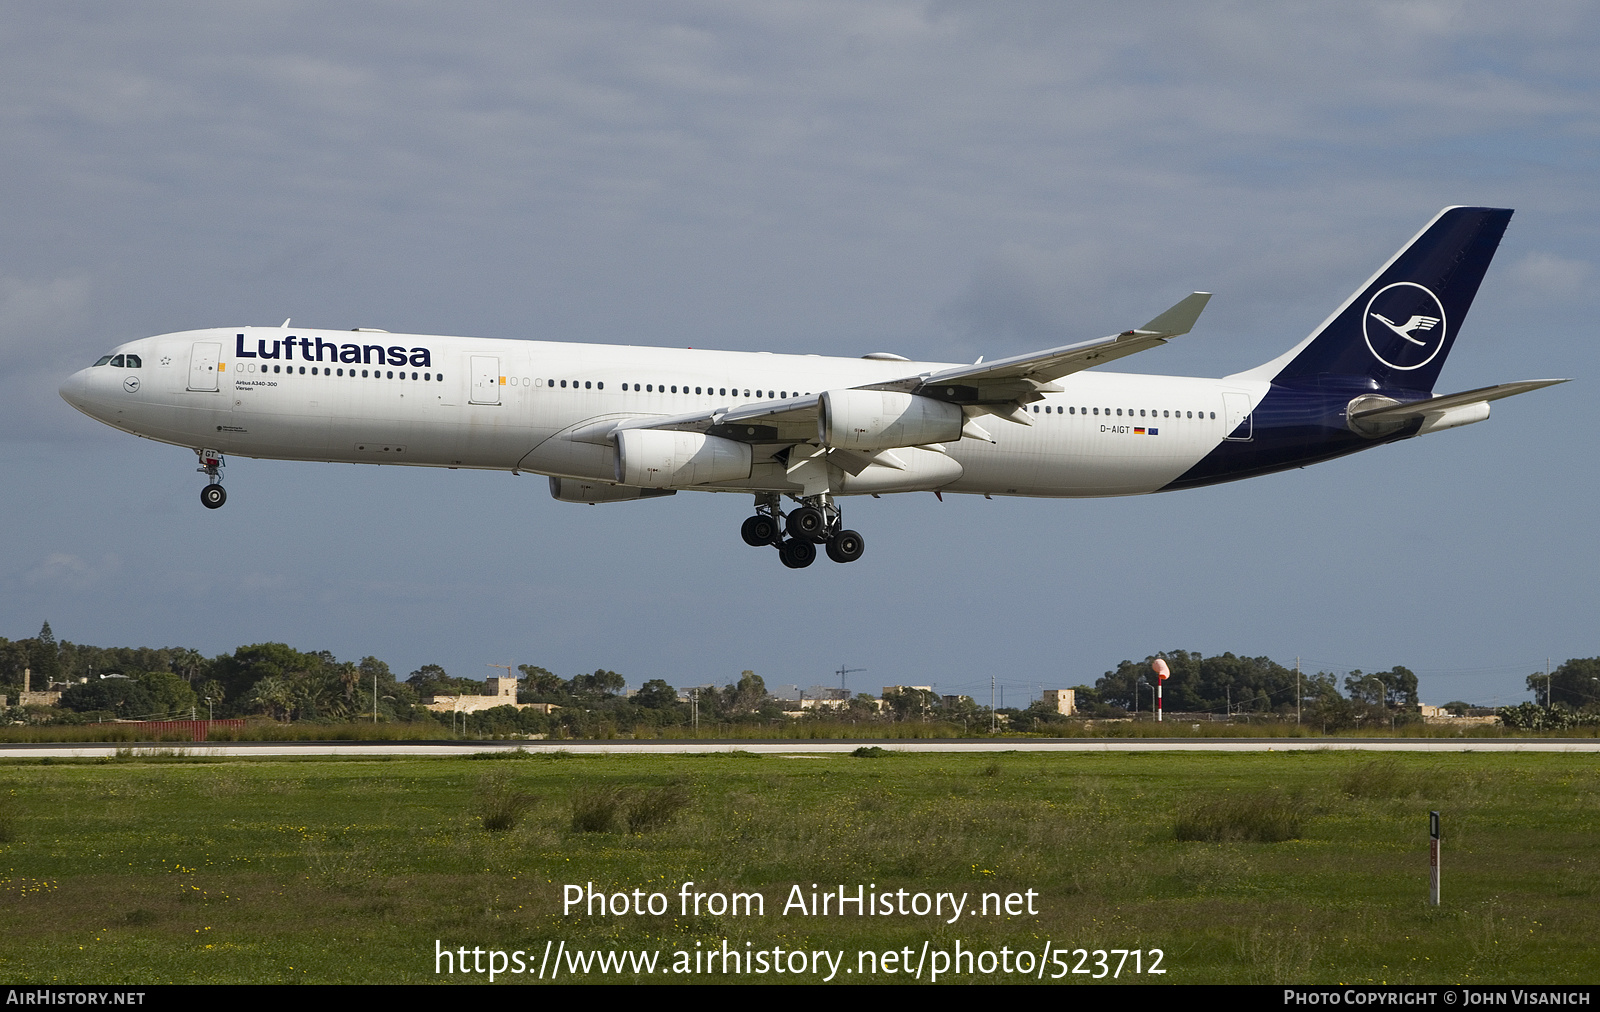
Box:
3, 2, 1597, 707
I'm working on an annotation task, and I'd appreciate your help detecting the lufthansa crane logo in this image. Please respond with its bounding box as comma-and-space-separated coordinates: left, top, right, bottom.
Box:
1363, 282, 1447, 371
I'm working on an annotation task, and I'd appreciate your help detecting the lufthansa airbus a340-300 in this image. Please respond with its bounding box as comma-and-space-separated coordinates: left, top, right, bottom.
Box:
62, 207, 1563, 568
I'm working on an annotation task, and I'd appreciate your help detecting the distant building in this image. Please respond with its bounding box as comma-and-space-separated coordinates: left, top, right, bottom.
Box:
781, 697, 850, 714
17, 668, 63, 708
422, 673, 558, 715
1418, 704, 1498, 727
1040, 689, 1076, 715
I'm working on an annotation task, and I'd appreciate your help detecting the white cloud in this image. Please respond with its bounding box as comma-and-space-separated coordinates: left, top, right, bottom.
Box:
1508, 251, 1591, 296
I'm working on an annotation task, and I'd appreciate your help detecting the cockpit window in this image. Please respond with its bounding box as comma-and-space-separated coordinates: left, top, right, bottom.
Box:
94, 355, 113, 366
109, 355, 125, 367
124, 354, 141, 368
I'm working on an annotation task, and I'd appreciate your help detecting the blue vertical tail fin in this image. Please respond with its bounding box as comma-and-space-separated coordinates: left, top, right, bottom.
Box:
1238, 207, 1512, 393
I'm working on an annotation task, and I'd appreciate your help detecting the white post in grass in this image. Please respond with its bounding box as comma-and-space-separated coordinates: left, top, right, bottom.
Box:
1429, 811, 1441, 906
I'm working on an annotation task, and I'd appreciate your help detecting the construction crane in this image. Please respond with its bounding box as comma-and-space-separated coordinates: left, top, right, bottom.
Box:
835, 664, 866, 700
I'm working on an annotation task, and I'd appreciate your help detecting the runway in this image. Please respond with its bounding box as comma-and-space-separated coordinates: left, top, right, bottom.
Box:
3, 736, 1598, 759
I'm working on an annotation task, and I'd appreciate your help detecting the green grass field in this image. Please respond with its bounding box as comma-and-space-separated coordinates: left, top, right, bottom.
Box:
1, 749, 1595, 984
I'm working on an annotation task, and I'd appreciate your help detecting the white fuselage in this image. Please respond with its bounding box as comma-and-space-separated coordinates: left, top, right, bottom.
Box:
60, 326, 1266, 499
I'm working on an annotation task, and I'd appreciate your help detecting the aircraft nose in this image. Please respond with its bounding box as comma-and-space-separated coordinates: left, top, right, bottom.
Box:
59, 368, 94, 413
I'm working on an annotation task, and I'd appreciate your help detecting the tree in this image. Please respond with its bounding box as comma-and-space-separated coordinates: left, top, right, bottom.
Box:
883, 686, 936, 720
846, 693, 881, 718
634, 679, 680, 709
30, 622, 62, 684
0, 639, 29, 692
408, 664, 463, 698
197, 679, 226, 712
721, 671, 768, 716
1383, 666, 1420, 709
1008, 697, 1071, 732
1526, 658, 1600, 710
170, 648, 206, 685
244, 676, 294, 721
1344, 670, 1381, 705
357, 656, 392, 686
137, 671, 199, 717
1345, 666, 1418, 709
569, 669, 626, 697
59, 678, 156, 716
517, 664, 566, 697
210, 643, 323, 710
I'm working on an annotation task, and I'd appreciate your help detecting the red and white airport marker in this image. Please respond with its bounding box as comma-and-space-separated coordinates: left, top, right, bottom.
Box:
1151, 658, 1170, 722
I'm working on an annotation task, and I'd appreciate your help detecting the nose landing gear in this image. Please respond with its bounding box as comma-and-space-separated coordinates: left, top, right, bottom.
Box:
197, 448, 227, 509
740, 493, 864, 567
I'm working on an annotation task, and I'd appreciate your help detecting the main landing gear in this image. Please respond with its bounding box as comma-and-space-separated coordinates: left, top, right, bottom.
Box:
197, 448, 227, 509
740, 493, 864, 568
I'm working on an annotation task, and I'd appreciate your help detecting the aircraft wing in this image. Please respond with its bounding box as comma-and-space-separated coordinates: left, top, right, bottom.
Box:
598, 292, 1213, 445
863, 292, 1212, 406
1349, 379, 1568, 423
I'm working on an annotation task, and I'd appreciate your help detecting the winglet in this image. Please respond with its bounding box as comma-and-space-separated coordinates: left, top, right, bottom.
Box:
1134, 292, 1211, 338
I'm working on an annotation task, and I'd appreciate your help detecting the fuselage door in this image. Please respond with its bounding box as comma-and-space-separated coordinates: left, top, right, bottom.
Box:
1223, 391, 1253, 441
470, 356, 501, 405
188, 342, 221, 391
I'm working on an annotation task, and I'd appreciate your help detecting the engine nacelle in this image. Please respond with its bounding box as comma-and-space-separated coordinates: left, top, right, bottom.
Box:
819, 390, 963, 451
615, 429, 752, 488
549, 477, 676, 504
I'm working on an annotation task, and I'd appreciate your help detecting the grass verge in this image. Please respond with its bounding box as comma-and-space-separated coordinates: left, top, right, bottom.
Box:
0, 751, 1594, 984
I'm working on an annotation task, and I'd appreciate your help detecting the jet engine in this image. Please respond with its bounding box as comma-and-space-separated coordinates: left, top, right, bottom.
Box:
615, 429, 752, 488
818, 389, 963, 451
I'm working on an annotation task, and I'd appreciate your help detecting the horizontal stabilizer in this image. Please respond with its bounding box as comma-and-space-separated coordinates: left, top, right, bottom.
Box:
1350, 379, 1568, 423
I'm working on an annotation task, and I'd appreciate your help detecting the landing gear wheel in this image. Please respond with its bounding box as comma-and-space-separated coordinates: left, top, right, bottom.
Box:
787, 505, 829, 543
200, 484, 227, 509
778, 538, 817, 569
741, 515, 779, 547
825, 529, 865, 564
